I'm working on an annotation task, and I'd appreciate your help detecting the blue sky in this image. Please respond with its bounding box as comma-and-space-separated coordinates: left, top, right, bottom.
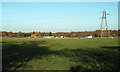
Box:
1, 0, 120, 2
2, 2, 118, 32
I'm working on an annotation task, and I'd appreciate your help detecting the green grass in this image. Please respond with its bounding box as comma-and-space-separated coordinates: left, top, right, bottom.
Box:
2, 37, 120, 71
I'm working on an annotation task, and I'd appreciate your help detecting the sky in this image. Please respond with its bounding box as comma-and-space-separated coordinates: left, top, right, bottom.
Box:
2, 2, 118, 32
118, 2, 120, 29
1, 0, 119, 2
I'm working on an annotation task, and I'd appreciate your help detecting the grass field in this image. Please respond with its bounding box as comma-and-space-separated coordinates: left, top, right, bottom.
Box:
2, 37, 120, 71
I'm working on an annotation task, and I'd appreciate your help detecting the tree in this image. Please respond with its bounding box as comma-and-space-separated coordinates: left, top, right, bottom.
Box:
33, 31, 35, 34
76, 34, 79, 37
19, 33, 24, 37
49, 32, 52, 36
25, 33, 31, 37
118, 29, 120, 37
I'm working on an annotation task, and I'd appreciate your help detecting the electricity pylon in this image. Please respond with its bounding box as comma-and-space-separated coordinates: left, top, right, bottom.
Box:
100, 9, 110, 37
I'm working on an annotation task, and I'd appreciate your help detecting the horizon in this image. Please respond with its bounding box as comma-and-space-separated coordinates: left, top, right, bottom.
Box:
1, 29, 119, 33
2, 2, 118, 32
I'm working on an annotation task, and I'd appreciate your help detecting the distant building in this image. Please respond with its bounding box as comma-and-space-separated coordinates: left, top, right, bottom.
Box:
60, 36, 64, 38
43, 36, 54, 38
86, 35, 93, 38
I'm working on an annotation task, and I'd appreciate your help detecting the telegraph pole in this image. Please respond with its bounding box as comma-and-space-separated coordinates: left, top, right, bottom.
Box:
100, 9, 109, 37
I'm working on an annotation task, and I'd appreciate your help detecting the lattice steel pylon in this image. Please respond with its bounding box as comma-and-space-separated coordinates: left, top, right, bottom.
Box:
100, 9, 110, 37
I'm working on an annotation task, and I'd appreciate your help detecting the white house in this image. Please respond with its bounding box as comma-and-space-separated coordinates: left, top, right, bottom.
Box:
44, 36, 54, 38
86, 35, 93, 38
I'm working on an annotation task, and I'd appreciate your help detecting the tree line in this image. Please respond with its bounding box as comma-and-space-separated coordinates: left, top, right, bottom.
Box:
0, 30, 119, 38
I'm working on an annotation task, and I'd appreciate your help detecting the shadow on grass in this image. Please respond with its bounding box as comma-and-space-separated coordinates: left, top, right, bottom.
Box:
102, 46, 120, 49
0, 42, 6, 43
2, 41, 120, 71
2, 41, 55, 71
55, 48, 120, 71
